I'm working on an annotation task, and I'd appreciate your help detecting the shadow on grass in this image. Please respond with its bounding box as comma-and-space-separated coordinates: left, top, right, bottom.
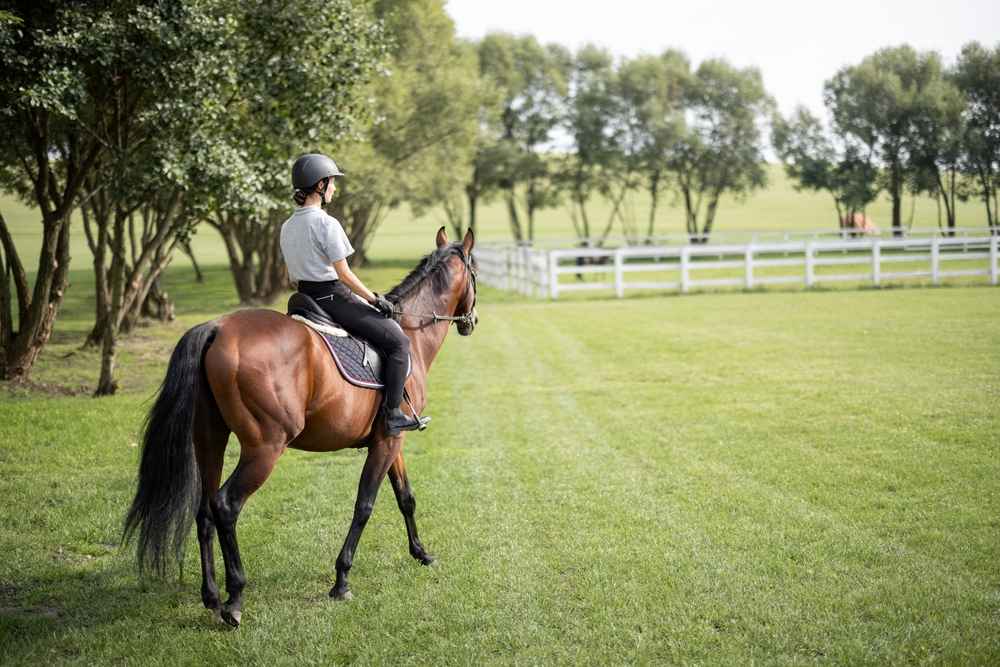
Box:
1, 561, 231, 661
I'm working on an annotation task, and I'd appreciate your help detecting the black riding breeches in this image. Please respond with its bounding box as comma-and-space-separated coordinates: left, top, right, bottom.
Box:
297, 280, 410, 408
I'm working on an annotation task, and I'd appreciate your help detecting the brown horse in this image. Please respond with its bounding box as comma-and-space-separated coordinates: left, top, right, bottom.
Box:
123, 227, 477, 628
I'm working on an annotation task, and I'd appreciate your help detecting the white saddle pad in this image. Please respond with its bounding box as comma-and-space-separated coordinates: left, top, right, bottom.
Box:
291, 314, 348, 338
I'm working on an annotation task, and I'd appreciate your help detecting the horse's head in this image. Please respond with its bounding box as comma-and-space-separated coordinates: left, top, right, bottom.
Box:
435, 227, 478, 336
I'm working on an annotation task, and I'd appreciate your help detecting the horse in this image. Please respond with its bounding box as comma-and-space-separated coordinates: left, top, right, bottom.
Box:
123, 227, 478, 628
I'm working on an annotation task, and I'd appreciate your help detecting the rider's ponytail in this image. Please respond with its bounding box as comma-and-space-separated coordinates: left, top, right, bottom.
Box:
292, 176, 329, 206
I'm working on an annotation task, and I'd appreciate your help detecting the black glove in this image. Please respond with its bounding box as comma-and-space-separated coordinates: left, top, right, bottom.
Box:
372, 294, 395, 317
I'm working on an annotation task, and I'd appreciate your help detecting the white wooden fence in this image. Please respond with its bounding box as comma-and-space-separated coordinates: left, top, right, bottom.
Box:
474, 236, 1000, 299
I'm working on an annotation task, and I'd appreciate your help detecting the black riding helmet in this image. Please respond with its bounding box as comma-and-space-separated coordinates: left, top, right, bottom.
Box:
291, 153, 344, 203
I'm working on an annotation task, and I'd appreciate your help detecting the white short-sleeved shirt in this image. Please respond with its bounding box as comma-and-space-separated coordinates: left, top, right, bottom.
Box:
279, 207, 355, 282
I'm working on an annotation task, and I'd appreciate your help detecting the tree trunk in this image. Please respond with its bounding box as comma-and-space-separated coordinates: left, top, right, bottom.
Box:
467, 188, 478, 237
597, 186, 628, 246
140, 277, 174, 322
980, 166, 996, 231
646, 171, 661, 242
701, 191, 722, 243
82, 192, 111, 348
505, 189, 523, 243
95, 207, 128, 396
573, 185, 592, 241
214, 215, 258, 303
2, 212, 72, 381
527, 179, 536, 242
890, 161, 903, 237
681, 185, 698, 243
181, 241, 204, 282
933, 168, 957, 236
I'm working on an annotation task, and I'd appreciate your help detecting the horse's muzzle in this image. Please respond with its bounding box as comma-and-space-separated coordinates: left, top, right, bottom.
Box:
457, 307, 478, 336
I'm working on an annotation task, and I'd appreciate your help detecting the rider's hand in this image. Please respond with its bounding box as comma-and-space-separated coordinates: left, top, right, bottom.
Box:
372, 294, 395, 317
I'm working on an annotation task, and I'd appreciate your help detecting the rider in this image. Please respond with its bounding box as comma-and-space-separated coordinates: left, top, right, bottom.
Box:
280, 153, 424, 436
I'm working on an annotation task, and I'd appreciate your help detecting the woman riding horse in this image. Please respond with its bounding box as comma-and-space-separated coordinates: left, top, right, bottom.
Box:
282, 153, 424, 436
122, 171, 478, 627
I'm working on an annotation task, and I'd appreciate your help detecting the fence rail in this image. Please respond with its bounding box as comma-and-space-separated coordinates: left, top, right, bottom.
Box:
477, 226, 1000, 251
474, 236, 1000, 299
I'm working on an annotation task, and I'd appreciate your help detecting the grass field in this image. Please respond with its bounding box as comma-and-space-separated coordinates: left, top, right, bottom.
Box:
1, 178, 999, 664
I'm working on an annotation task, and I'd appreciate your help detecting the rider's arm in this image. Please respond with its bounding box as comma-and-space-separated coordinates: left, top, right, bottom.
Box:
332, 259, 377, 304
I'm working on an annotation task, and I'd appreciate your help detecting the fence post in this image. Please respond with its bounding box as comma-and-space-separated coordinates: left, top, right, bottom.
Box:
871, 240, 881, 287
517, 245, 528, 296
680, 247, 690, 293
548, 250, 560, 299
805, 242, 815, 287
614, 249, 625, 298
744, 245, 754, 289
991, 236, 998, 286
931, 238, 940, 286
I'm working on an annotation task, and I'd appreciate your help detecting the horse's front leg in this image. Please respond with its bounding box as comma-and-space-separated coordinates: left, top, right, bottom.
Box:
330, 436, 401, 601
387, 451, 434, 565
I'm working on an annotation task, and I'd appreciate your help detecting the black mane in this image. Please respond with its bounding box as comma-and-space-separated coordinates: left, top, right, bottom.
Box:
386, 243, 465, 303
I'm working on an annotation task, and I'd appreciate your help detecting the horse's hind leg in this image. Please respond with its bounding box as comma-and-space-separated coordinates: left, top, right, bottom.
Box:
331, 437, 402, 601
211, 445, 282, 628
193, 400, 229, 619
387, 452, 434, 566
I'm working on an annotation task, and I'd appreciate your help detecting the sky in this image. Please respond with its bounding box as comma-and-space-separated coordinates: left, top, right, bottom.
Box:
444, 0, 1000, 121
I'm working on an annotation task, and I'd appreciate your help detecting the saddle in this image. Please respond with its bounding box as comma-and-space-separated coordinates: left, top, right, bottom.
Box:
287, 292, 409, 390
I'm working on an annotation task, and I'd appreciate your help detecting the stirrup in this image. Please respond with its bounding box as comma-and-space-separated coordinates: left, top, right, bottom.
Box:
403, 392, 431, 432
385, 409, 430, 436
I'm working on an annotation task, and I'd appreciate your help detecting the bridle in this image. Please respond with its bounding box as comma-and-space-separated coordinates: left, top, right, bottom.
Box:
390, 251, 478, 328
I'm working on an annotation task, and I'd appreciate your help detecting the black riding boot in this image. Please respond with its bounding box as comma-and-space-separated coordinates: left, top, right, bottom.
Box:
385, 406, 430, 437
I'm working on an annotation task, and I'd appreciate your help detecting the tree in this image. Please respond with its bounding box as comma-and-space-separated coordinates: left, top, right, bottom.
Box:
909, 76, 967, 233
203, 0, 384, 301
330, 0, 481, 266
825, 46, 952, 236
63, 3, 242, 395
670, 59, 773, 243
615, 50, 689, 241
772, 107, 880, 229
953, 42, 1000, 230
478, 33, 570, 242
0, 2, 119, 380
560, 45, 619, 243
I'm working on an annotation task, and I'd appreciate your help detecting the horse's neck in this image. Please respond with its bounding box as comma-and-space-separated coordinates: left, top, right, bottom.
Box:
399, 284, 455, 375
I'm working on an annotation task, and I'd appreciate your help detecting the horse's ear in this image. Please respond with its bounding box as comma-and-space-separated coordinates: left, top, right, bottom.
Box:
462, 228, 475, 255
435, 226, 449, 248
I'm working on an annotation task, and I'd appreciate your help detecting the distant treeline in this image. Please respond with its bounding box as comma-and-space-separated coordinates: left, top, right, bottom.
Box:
0, 0, 998, 390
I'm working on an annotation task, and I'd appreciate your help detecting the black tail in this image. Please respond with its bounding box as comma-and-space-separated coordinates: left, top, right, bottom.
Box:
123, 321, 218, 576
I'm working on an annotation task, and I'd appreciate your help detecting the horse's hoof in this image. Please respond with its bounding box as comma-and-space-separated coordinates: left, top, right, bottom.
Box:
419, 554, 436, 566
330, 588, 353, 602
221, 608, 242, 628
209, 607, 224, 625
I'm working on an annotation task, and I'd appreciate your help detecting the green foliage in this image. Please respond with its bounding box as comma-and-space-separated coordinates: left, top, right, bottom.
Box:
610, 50, 689, 239
953, 42, 1000, 227
670, 59, 774, 240
824, 46, 959, 232
561, 44, 619, 240
208, 0, 385, 213
477, 33, 571, 241
330, 0, 481, 264
772, 107, 880, 225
